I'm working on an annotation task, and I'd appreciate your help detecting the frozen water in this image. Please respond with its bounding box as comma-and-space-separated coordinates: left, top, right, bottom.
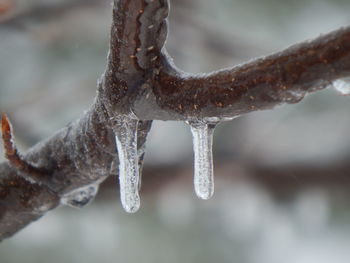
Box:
188, 120, 217, 200
114, 115, 141, 213
61, 184, 99, 208
204, 116, 237, 122
333, 78, 350, 95
137, 146, 146, 191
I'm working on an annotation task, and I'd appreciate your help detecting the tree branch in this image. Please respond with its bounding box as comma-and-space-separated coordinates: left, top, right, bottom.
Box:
134, 27, 350, 120
1, 0, 350, 240
0, 100, 151, 241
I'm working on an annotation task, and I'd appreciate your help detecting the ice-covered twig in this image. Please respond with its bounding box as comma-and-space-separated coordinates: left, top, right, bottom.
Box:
135, 27, 350, 120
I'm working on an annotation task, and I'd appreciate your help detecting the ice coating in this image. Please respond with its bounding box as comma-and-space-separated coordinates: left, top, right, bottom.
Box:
114, 116, 141, 213
189, 120, 217, 200
333, 78, 350, 95
61, 184, 99, 208
137, 145, 146, 192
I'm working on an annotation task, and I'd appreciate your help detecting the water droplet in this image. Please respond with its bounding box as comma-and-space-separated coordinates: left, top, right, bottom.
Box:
114, 115, 141, 213
333, 78, 350, 95
61, 184, 99, 208
188, 120, 218, 200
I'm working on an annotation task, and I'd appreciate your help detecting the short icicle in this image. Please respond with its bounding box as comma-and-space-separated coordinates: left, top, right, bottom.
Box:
114, 115, 141, 213
188, 120, 218, 200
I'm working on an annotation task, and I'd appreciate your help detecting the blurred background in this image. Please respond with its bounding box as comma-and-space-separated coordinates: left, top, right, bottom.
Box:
1, 0, 350, 262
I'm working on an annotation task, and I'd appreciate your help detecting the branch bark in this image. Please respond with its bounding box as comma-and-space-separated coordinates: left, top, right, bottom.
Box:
137, 27, 350, 120
1, 0, 350, 241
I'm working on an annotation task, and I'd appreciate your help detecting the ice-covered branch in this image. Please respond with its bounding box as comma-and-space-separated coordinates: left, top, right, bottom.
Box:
0, 100, 151, 241
133, 26, 350, 120
1, 0, 350, 240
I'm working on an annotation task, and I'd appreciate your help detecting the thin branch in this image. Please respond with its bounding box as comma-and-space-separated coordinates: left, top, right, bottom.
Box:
100, 0, 169, 115
134, 27, 350, 120
1, 114, 49, 183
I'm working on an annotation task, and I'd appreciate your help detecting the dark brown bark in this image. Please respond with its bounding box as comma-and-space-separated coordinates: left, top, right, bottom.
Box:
1, 0, 350, 241
137, 27, 350, 120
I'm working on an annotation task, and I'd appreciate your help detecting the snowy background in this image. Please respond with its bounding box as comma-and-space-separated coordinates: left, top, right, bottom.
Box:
1, 0, 350, 262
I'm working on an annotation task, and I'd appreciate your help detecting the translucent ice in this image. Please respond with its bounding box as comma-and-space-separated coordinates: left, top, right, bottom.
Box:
188, 120, 217, 200
61, 184, 99, 208
137, 145, 146, 191
114, 116, 141, 213
333, 78, 350, 95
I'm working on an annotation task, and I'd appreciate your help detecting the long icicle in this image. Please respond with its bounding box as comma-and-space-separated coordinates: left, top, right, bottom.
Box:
189, 121, 217, 200
114, 116, 140, 213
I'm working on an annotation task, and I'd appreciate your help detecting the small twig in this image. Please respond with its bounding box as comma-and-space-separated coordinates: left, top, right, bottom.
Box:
1, 113, 49, 184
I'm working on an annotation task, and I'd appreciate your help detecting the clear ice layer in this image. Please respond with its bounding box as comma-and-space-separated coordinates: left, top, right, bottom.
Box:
333, 78, 350, 95
114, 116, 141, 213
189, 121, 217, 200
61, 184, 99, 208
